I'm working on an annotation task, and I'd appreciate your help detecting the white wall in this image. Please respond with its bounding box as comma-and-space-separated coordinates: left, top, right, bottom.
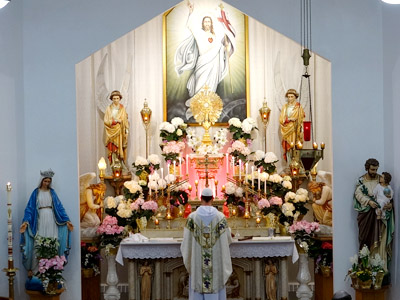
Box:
0, 0, 395, 299
382, 3, 400, 299
0, 1, 24, 298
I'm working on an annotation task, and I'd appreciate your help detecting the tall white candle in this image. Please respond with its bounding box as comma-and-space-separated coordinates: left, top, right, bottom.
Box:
179, 157, 182, 175
149, 175, 152, 196
173, 161, 176, 176
264, 177, 267, 194
258, 169, 261, 190
6, 182, 12, 261
251, 166, 254, 186
239, 160, 242, 180
186, 154, 189, 174
161, 168, 164, 179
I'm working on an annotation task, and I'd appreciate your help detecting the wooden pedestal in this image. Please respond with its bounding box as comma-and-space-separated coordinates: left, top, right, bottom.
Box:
81, 273, 101, 300
314, 272, 333, 300
26, 289, 64, 300
355, 286, 389, 300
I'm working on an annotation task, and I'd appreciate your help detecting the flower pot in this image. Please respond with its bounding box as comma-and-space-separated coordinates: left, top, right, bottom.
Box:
374, 270, 385, 290
320, 265, 331, 277
278, 223, 289, 236
359, 279, 372, 289
26, 288, 64, 300
349, 271, 359, 289
136, 216, 147, 232
82, 268, 95, 278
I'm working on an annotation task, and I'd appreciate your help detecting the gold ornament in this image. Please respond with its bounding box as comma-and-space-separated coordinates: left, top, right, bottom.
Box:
190, 86, 223, 145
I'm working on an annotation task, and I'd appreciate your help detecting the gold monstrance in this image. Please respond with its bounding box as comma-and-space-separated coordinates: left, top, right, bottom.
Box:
190, 86, 223, 145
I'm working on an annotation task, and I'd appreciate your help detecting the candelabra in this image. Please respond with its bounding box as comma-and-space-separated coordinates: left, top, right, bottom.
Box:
259, 99, 271, 152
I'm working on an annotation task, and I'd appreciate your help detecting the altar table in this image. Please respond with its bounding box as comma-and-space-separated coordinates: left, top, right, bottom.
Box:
116, 238, 298, 300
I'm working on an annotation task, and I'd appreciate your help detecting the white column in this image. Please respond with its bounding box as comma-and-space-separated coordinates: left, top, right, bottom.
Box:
155, 261, 161, 300
296, 253, 313, 300
280, 258, 288, 300
104, 252, 121, 300
254, 260, 262, 300
128, 259, 137, 300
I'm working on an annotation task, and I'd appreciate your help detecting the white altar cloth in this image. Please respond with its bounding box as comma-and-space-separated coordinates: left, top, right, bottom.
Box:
116, 237, 298, 265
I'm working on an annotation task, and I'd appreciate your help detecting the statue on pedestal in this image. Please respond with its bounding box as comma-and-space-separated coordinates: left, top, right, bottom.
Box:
103, 90, 130, 171
265, 259, 277, 300
140, 261, 153, 300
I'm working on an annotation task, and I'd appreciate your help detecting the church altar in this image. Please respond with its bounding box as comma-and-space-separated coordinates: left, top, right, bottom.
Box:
116, 238, 298, 300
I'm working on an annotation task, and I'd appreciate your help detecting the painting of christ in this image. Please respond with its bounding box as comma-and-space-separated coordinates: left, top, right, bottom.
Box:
163, 0, 249, 124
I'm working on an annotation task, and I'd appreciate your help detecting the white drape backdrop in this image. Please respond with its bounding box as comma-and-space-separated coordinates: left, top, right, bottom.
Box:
76, 13, 332, 177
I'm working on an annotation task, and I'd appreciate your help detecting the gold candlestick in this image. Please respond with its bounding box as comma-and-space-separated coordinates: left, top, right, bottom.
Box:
214, 179, 219, 200
195, 180, 199, 200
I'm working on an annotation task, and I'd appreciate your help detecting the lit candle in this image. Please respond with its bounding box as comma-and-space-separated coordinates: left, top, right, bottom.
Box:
173, 160, 176, 176
313, 142, 318, 149
239, 160, 242, 180
155, 218, 159, 226
258, 169, 261, 190
321, 142, 325, 149
222, 185, 225, 192
186, 154, 189, 174
251, 166, 254, 186
6, 182, 12, 261
256, 217, 261, 224
161, 167, 164, 179
179, 157, 182, 175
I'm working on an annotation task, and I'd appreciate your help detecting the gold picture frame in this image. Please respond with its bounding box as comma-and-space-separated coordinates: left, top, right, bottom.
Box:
163, 1, 250, 125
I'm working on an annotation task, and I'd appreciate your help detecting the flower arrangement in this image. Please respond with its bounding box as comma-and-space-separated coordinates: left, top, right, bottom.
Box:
159, 117, 187, 162
346, 245, 386, 289
34, 236, 66, 294
96, 215, 124, 249
308, 241, 333, 275
81, 242, 101, 276
186, 127, 228, 154
132, 154, 161, 179
227, 117, 257, 163
289, 220, 320, 253
280, 188, 309, 224
254, 150, 279, 174
224, 182, 245, 206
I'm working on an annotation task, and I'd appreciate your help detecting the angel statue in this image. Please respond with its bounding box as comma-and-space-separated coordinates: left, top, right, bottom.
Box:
279, 89, 305, 161
96, 53, 132, 172
79, 172, 106, 238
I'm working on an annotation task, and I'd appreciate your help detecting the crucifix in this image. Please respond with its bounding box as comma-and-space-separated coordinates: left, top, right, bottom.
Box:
197, 154, 213, 187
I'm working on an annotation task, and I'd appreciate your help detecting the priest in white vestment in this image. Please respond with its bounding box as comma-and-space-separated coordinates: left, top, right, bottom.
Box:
181, 188, 232, 299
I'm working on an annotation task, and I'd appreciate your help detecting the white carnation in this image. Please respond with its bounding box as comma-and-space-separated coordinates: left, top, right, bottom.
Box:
165, 123, 176, 133
148, 180, 158, 190
171, 117, 184, 127
255, 150, 265, 161
165, 174, 176, 184
295, 194, 307, 203
157, 178, 167, 189
148, 154, 160, 165
228, 117, 242, 128
106, 196, 117, 209
151, 172, 160, 181
225, 182, 236, 194
259, 172, 269, 182
282, 202, 295, 217
135, 156, 149, 166
159, 122, 170, 131
264, 152, 278, 163
268, 174, 282, 183
282, 180, 292, 190
242, 120, 253, 134
244, 117, 257, 127
296, 188, 309, 197
284, 192, 296, 202
234, 187, 244, 197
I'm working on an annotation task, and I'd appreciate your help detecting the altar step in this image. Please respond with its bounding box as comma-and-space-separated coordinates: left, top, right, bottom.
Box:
100, 282, 315, 300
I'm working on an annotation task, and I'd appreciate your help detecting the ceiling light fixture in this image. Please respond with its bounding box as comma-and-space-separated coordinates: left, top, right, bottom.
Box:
0, 0, 10, 9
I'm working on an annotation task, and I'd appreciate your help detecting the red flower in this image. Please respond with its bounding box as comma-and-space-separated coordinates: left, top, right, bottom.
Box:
322, 242, 333, 249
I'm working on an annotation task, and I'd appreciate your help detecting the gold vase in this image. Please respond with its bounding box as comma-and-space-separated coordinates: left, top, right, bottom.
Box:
320, 265, 331, 277
45, 281, 59, 295
349, 272, 359, 289
136, 216, 148, 232
82, 268, 94, 278
359, 279, 372, 289
374, 270, 385, 290
107, 246, 119, 256
278, 223, 289, 236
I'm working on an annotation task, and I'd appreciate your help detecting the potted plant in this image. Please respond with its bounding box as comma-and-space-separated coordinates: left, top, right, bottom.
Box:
81, 242, 101, 278
26, 236, 67, 297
